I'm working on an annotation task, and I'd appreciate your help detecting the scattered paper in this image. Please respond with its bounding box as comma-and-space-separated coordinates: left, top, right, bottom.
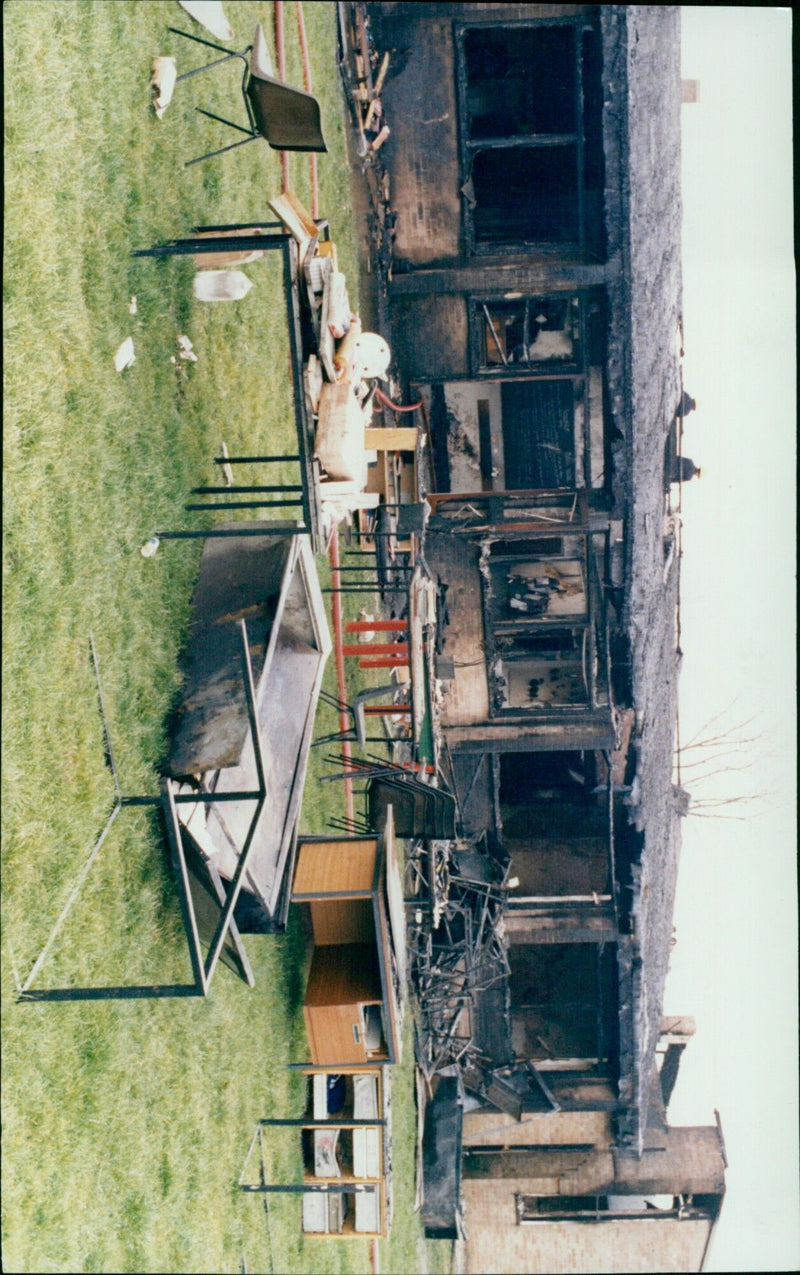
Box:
178, 1, 234, 42
151, 57, 177, 119
193, 270, 253, 302
129, 296, 137, 315
114, 337, 135, 372
176, 334, 198, 361
326, 271, 351, 339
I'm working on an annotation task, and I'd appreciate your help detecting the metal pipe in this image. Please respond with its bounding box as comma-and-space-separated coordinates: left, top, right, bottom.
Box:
214, 455, 301, 464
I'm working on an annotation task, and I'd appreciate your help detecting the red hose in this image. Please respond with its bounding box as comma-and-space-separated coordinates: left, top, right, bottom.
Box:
295, 2, 319, 219
274, 2, 290, 192
374, 385, 422, 413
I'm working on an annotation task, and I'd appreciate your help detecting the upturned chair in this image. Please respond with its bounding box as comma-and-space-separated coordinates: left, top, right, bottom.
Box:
169, 22, 327, 166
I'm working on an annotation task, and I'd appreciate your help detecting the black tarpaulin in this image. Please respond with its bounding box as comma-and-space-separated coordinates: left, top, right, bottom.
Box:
421, 1076, 464, 1239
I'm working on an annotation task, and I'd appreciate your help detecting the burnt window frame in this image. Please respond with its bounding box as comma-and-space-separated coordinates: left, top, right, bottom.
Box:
467, 289, 608, 492
471, 294, 584, 376
454, 17, 603, 257
514, 1194, 692, 1224
481, 531, 595, 718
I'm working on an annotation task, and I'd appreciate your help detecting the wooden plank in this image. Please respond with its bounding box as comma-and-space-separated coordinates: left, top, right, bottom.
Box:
364, 427, 419, 451
268, 191, 318, 257
293, 840, 378, 897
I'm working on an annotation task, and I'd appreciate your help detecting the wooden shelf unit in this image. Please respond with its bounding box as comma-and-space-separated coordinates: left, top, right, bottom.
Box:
298, 1066, 388, 1239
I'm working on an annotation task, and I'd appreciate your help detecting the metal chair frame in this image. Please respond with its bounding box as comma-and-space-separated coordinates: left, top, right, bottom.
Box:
169, 24, 326, 166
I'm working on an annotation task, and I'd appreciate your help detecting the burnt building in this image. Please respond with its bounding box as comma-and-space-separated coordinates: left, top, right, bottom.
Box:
345, 3, 724, 1269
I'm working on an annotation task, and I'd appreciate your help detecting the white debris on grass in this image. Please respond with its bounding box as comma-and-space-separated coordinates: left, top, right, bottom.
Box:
193, 270, 253, 302
129, 296, 137, 315
176, 334, 198, 361
150, 57, 177, 119
114, 337, 135, 372
140, 536, 160, 558
178, 1, 234, 42
358, 611, 376, 642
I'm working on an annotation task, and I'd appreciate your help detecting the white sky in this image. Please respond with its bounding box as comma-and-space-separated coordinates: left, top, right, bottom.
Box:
662, 8, 798, 1271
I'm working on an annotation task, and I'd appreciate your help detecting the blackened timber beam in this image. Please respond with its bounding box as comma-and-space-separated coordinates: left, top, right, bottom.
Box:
446, 718, 616, 752
389, 253, 621, 298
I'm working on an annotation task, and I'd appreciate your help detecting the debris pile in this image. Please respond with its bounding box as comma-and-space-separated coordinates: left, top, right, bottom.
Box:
338, 3, 397, 303
406, 838, 511, 1085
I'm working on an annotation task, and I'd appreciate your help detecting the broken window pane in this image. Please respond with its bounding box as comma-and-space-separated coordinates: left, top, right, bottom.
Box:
480, 297, 580, 368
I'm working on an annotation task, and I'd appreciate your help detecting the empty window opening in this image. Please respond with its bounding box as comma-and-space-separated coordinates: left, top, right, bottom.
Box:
464, 26, 576, 140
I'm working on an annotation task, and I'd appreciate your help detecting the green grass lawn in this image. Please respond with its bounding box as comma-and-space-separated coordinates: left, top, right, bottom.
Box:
2, 4, 450, 1272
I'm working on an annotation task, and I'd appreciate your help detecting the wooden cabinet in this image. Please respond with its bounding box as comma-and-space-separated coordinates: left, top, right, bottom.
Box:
292, 823, 403, 1067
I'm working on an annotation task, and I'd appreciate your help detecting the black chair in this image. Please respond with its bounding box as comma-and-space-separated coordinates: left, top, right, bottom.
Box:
367, 772, 457, 840
315, 684, 400, 749
170, 22, 327, 166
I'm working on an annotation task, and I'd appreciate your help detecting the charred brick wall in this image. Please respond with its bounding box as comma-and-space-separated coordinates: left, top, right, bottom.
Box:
614, 1126, 726, 1197
371, 5, 594, 267
391, 295, 469, 380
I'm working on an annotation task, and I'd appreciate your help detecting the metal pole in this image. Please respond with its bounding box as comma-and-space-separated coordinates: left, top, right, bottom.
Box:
192, 486, 304, 495
214, 455, 301, 464
155, 527, 307, 540
185, 500, 304, 511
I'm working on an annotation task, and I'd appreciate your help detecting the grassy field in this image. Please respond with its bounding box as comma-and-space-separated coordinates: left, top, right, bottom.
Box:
2, 4, 449, 1272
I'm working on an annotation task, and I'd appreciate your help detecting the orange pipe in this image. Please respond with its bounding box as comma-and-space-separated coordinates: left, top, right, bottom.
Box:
374, 386, 423, 413
359, 657, 410, 670
343, 643, 409, 657
328, 529, 354, 824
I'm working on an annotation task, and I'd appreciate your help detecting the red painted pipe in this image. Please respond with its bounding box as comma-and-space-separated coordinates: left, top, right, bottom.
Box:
362, 704, 412, 716
359, 657, 410, 670
327, 528, 354, 824
345, 619, 409, 633
274, 2, 290, 192
343, 643, 409, 657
